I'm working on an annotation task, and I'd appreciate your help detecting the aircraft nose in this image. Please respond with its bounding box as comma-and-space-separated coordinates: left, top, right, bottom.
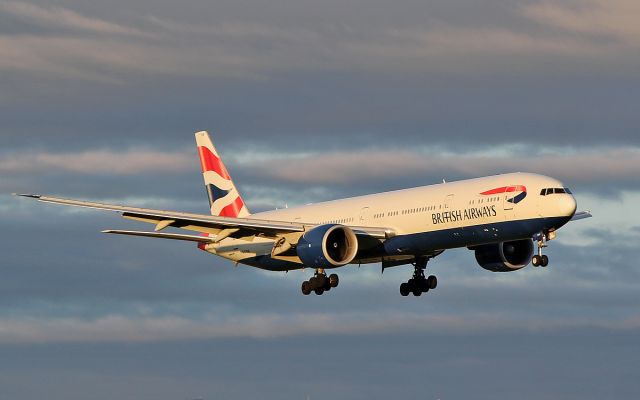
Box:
558, 194, 577, 217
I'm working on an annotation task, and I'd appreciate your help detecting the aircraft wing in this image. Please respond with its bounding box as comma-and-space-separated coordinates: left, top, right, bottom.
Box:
15, 194, 392, 240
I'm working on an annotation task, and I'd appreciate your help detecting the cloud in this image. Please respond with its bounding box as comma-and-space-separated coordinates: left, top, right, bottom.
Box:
523, 0, 640, 46
0, 149, 193, 175
245, 147, 640, 186
1, 0, 638, 82
0, 1, 150, 37
3, 145, 638, 201
145, 15, 320, 43
1, 310, 638, 344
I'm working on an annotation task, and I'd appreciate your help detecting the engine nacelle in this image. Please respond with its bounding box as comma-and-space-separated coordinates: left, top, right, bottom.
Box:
297, 224, 359, 268
473, 239, 534, 272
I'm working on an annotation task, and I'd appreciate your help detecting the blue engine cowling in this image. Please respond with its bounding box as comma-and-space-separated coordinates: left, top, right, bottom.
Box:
473, 239, 534, 272
297, 224, 359, 269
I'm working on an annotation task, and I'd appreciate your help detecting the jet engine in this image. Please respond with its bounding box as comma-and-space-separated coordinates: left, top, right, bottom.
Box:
297, 224, 358, 268
473, 239, 534, 272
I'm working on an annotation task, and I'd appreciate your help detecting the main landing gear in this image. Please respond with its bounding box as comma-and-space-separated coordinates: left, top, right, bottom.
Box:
532, 232, 551, 267
301, 269, 339, 295
400, 257, 438, 297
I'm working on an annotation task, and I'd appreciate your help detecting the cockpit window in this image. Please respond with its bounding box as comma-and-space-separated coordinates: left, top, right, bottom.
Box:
540, 187, 572, 196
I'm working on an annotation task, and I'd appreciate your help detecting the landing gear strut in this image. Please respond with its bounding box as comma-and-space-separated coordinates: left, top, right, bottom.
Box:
400, 257, 437, 297
301, 269, 339, 295
532, 232, 550, 267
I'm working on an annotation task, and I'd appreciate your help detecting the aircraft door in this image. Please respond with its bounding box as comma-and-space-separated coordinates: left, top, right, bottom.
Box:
359, 207, 370, 225
445, 194, 454, 210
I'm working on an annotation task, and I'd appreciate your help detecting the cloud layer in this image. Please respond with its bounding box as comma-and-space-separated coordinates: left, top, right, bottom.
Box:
1, 0, 639, 398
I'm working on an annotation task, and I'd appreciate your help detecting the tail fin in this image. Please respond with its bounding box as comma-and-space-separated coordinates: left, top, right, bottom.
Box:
195, 131, 250, 218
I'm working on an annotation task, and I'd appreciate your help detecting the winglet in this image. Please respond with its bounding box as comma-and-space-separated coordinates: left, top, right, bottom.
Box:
14, 193, 41, 199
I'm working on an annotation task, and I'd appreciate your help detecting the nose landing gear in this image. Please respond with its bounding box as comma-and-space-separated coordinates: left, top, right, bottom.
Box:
301, 269, 339, 295
532, 232, 553, 267
400, 257, 437, 297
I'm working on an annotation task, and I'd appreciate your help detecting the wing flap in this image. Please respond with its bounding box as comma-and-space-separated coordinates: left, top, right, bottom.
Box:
102, 230, 214, 243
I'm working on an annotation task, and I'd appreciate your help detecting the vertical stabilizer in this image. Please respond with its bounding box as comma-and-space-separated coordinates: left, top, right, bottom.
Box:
195, 131, 250, 218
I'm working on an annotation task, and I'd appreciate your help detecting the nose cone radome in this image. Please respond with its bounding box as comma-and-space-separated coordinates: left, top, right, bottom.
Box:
558, 195, 577, 217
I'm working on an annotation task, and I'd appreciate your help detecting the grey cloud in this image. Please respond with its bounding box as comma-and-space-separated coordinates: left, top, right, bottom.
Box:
0, 331, 637, 400
1, 0, 638, 82
0, 308, 638, 344
0, 0, 639, 397
0, 148, 194, 175
245, 147, 640, 184
3, 145, 639, 205
523, 0, 640, 45
0, 1, 151, 37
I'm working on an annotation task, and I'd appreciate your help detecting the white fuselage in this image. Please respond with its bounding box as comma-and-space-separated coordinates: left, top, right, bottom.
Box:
203, 172, 577, 270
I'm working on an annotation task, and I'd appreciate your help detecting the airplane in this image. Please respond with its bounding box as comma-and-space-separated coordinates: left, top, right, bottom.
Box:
16, 131, 592, 296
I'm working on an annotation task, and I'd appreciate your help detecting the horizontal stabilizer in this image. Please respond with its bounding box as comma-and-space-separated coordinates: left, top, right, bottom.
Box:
570, 210, 592, 221
102, 230, 214, 243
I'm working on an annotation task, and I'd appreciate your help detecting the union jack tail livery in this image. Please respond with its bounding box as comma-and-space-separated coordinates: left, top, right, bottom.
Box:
195, 131, 250, 218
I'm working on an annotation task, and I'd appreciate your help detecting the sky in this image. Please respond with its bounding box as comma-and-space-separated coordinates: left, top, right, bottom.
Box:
0, 0, 639, 399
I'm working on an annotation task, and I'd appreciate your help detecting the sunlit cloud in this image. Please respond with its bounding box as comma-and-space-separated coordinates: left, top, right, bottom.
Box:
245, 147, 640, 186
1, 310, 638, 344
0, 0, 637, 82
523, 0, 640, 46
0, 1, 151, 37
0, 149, 193, 175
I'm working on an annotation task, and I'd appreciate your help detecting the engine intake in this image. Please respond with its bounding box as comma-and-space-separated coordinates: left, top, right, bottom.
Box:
473, 239, 534, 272
297, 224, 358, 268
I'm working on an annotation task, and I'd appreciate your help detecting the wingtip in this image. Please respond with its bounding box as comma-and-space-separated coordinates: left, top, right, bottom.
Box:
14, 193, 41, 199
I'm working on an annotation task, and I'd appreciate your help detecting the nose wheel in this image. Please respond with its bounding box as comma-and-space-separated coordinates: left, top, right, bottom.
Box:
532, 232, 550, 267
532, 254, 549, 267
400, 257, 437, 297
301, 269, 339, 295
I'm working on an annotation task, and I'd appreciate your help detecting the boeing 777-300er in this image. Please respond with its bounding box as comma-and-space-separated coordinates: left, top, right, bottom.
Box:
17, 131, 591, 296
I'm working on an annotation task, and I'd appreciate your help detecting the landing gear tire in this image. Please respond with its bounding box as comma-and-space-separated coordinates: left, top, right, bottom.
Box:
400, 282, 410, 296
301, 281, 311, 295
532, 255, 549, 267
302, 269, 338, 295
400, 257, 437, 297
532, 255, 541, 267
427, 275, 437, 290
541, 255, 549, 267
